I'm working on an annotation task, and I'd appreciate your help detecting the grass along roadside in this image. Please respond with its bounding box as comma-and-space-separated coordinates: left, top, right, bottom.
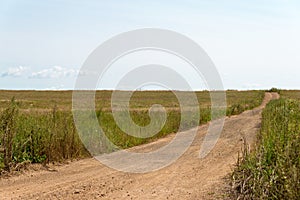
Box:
0, 90, 264, 173
231, 98, 300, 199
0, 100, 88, 172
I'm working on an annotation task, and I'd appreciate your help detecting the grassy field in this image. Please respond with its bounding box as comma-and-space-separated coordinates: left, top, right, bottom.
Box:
280, 90, 300, 100
232, 94, 300, 199
0, 90, 264, 112
0, 90, 264, 172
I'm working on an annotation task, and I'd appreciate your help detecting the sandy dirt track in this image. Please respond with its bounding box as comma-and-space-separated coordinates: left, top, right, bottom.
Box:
0, 93, 279, 200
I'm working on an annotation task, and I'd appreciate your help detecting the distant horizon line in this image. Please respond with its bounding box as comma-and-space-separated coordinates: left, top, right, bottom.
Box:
0, 88, 298, 92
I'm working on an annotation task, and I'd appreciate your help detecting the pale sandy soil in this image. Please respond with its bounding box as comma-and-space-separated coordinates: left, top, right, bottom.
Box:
0, 93, 279, 200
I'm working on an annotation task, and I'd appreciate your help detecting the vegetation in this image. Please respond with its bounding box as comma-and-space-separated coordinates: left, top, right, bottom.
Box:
0, 90, 264, 111
232, 98, 300, 199
0, 90, 264, 172
279, 90, 300, 101
0, 101, 87, 172
267, 87, 281, 93
226, 90, 264, 116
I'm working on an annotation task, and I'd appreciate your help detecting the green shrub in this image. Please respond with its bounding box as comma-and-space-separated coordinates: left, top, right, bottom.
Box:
268, 87, 281, 93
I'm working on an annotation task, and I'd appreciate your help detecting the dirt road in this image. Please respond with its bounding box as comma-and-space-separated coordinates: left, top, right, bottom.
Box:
0, 93, 279, 200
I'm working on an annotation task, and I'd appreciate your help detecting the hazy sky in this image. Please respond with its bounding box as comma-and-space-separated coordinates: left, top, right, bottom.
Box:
0, 0, 299, 90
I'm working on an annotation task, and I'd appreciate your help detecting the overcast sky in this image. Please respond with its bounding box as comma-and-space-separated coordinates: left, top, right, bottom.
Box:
0, 0, 299, 90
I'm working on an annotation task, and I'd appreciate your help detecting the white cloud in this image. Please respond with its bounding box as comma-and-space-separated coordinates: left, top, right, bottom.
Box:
29, 66, 79, 79
1, 66, 29, 77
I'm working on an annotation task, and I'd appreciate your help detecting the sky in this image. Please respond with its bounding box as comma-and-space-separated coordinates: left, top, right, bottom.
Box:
0, 0, 299, 90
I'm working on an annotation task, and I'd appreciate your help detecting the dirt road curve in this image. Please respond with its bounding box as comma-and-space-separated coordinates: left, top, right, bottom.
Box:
0, 93, 279, 200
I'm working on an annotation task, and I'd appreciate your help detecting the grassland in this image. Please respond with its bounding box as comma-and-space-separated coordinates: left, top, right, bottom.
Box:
0, 90, 264, 112
232, 92, 300, 199
280, 90, 300, 100
0, 90, 264, 172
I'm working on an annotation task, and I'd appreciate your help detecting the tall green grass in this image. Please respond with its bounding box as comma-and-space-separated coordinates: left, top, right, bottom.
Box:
0, 90, 265, 172
0, 98, 18, 170
232, 98, 300, 199
0, 100, 88, 172
97, 108, 213, 149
